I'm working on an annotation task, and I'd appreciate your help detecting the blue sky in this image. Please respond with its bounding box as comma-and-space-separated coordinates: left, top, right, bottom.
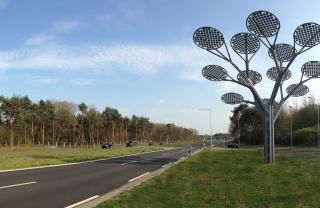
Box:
1, 0, 320, 134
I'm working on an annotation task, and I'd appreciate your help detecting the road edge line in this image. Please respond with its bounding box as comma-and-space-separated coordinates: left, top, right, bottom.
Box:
76, 147, 205, 208
65, 195, 99, 208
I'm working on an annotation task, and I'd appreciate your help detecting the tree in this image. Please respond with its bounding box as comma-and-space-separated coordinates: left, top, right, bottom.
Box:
194, 11, 320, 163
102, 107, 121, 142
0, 95, 32, 146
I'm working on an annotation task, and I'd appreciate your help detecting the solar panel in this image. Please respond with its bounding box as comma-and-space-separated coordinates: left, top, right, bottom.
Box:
230, 32, 260, 54
246, 11, 280, 38
301, 61, 320, 78
266, 67, 291, 81
286, 84, 309, 97
268, 44, 296, 62
221, 93, 243, 105
202, 65, 228, 81
294, 23, 320, 47
193, 27, 224, 50
237, 70, 262, 85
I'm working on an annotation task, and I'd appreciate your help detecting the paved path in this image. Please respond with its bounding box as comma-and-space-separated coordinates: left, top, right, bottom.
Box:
0, 145, 202, 208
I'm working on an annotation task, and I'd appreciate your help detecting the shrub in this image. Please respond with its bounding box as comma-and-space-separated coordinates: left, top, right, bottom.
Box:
292, 127, 317, 145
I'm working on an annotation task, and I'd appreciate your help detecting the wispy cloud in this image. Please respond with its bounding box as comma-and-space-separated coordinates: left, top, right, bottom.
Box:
159, 99, 165, 104
0, 0, 7, 9
24, 20, 82, 46
23, 75, 59, 84
25, 34, 56, 46
69, 78, 93, 86
51, 20, 82, 33
0, 43, 212, 77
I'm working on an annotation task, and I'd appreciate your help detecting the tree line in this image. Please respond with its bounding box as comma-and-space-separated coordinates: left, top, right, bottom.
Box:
0, 95, 198, 147
229, 97, 320, 146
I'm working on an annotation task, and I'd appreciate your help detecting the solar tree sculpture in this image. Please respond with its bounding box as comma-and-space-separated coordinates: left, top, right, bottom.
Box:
193, 11, 320, 163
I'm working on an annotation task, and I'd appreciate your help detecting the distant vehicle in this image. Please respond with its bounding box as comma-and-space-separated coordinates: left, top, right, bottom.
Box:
127, 140, 138, 147
148, 140, 153, 145
227, 143, 239, 148
101, 143, 112, 149
159, 141, 165, 145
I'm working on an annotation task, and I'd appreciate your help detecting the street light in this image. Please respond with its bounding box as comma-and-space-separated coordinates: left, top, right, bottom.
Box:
237, 111, 242, 147
289, 106, 293, 147
198, 108, 213, 147
308, 97, 320, 148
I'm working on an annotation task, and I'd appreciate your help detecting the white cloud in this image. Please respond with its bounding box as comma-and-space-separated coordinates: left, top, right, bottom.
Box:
25, 34, 56, 46
69, 78, 93, 86
159, 99, 165, 104
216, 82, 238, 92
51, 20, 81, 33
0, 43, 212, 77
0, 0, 7, 9
23, 75, 59, 84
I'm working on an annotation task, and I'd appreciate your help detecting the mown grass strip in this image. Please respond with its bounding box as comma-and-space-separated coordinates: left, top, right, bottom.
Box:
0, 146, 165, 170
98, 149, 320, 208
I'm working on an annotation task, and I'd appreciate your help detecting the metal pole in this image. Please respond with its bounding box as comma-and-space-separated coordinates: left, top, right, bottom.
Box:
289, 106, 293, 147
209, 109, 213, 147
318, 102, 320, 148
238, 116, 240, 146
199, 108, 213, 147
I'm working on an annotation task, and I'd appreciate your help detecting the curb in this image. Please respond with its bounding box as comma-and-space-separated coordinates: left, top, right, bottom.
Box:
77, 147, 204, 208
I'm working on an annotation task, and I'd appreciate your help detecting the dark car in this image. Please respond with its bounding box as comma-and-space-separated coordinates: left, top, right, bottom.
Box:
148, 140, 153, 146
159, 141, 165, 145
127, 140, 138, 147
227, 143, 239, 148
101, 143, 112, 149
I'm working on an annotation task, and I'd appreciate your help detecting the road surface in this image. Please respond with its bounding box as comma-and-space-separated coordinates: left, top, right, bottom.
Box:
0, 145, 202, 208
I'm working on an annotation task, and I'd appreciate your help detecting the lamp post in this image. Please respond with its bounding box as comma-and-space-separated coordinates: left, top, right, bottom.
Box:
308, 97, 320, 147
237, 111, 242, 147
199, 108, 213, 147
289, 106, 293, 147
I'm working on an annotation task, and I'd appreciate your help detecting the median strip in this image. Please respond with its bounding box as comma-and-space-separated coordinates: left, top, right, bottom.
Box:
0, 181, 37, 190
128, 172, 150, 182
65, 195, 99, 208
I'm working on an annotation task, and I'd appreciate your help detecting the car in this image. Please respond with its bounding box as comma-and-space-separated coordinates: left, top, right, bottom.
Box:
148, 140, 153, 145
159, 141, 165, 145
127, 140, 138, 147
227, 143, 239, 148
101, 143, 112, 149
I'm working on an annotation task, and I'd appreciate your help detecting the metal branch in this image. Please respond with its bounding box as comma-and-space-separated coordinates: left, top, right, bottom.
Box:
274, 76, 315, 120
207, 50, 229, 61
242, 100, 255, 105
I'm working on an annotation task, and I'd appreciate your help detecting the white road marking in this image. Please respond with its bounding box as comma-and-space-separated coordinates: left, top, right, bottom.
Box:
161, 162, 172, 168
121, 160, 137, 165
0, 181, 37, 190
65, 195, 99, 208
128, 172, 150, 182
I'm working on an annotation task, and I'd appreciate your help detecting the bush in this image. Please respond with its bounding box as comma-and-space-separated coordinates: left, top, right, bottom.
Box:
292, 127, 317, 145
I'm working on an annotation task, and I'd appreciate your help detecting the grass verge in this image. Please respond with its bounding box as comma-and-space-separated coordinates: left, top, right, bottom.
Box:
98, 148, 320, 208
0, 146, 165, 170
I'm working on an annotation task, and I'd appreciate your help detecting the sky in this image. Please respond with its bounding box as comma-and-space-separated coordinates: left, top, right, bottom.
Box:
1, 0, 320, 134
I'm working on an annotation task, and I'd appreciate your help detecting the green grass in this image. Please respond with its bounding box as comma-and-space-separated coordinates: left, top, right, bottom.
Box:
0, 146, 165, 170
98, 148, 320, 208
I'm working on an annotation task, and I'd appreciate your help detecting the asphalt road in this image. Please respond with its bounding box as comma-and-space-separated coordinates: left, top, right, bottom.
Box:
0, 145, 203, 208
